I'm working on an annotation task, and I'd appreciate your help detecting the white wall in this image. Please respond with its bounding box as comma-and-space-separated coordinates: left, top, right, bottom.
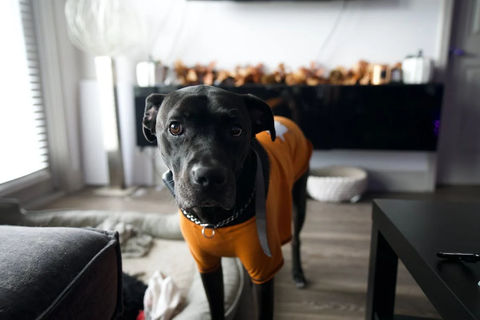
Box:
76, 0, 447, 191
131, 0, 441, 70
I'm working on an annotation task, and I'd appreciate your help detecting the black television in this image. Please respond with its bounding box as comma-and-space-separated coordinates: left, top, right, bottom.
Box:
187, 0, 347, 1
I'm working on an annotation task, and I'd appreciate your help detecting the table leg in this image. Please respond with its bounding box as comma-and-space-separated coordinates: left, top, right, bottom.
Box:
366, 223, 399, 320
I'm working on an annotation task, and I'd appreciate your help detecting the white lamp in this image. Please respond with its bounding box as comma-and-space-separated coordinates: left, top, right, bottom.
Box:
65, 0, 143, 195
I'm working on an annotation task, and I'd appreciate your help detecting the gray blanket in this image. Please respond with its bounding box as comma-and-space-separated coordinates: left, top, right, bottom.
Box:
0, 198, 183, 258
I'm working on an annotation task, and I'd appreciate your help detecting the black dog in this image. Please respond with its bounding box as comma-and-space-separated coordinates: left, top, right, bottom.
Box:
142, 85, 311, 320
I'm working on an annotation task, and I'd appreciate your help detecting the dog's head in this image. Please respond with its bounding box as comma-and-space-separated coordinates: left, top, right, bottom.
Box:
142, 85, 276, 214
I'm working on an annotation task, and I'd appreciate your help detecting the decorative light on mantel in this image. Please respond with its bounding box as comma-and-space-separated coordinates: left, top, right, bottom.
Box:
94, 56, 118, 152
65, 0, 143, 195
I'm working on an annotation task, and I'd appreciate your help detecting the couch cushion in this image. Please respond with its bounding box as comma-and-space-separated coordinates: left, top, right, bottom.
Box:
0, 226, 122, 320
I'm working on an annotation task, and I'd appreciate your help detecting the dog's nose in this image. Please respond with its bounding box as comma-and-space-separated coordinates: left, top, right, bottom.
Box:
191, 165, 227, 188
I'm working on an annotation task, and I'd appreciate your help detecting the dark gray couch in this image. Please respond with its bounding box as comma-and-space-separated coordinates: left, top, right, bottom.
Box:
0, 225, 123, 319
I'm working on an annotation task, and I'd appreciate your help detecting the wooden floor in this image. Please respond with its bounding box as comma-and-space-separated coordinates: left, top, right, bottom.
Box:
41, 186, 480, 320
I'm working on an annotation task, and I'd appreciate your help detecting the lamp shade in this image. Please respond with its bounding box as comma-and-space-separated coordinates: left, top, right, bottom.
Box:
64, 0, 142, 57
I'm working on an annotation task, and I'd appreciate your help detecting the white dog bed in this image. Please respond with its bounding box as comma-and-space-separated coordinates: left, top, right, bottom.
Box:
307, 166, 368, 203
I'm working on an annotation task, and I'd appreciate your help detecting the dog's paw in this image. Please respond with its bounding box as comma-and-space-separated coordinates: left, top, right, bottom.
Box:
293, 274, 306, 289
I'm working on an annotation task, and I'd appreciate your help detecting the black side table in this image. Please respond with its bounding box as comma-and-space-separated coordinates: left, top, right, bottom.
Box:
367, 199, 480, 320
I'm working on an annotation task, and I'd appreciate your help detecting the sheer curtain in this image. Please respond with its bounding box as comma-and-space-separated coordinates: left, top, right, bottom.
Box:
0, 0, 49, 185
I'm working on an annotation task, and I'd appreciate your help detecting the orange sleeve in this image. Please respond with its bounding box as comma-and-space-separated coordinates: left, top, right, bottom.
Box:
188, 245, 222, 274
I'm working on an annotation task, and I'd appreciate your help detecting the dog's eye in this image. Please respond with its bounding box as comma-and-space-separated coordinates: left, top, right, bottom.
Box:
229, 125, 243, 137
169, 122, 183, 135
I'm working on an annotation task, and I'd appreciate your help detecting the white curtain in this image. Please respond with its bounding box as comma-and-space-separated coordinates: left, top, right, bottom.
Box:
0, 0, 49, 184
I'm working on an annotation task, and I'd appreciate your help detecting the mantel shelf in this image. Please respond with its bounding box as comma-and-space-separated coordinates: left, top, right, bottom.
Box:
133, 83, 444, 152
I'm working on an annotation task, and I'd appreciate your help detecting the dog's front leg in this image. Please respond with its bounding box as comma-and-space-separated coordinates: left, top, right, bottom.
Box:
200, 266, 225, 320
253, 278, 274, 320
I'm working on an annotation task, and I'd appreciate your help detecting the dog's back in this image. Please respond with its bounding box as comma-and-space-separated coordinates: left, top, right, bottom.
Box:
256, 116, 313, 245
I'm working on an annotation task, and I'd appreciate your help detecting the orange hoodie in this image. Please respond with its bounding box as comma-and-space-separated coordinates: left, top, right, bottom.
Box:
179, 116, 313, 284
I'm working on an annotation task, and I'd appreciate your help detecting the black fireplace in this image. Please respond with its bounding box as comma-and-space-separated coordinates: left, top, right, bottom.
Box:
134, 84, 443, 151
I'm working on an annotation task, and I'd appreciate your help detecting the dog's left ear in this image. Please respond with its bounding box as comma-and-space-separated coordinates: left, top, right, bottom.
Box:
243, 94, 276, 141
142, 93, 166, 141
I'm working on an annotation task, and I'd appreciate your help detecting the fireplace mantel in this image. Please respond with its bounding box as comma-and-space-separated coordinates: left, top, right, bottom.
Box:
133, 84, 443, 152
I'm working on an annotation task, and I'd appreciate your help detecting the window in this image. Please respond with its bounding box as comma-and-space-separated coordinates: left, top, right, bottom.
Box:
0, 0, 49, 185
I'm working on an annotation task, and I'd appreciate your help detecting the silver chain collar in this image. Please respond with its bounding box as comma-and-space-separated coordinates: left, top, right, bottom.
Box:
181, 182, 256, 237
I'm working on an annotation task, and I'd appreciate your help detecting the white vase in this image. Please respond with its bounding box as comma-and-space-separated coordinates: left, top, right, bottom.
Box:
136, 61, 156, 87
402, 51, 434, 84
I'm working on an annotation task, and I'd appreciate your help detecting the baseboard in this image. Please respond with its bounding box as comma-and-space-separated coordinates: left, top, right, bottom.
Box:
310, 150, 436, 193
23, 191, 65, 211
367, 170, 434, 192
